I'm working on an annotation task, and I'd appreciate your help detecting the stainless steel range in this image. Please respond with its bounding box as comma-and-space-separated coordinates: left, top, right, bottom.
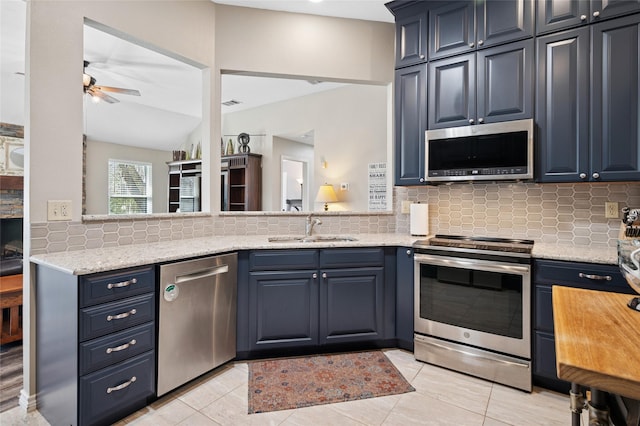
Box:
413, 235, 534, 391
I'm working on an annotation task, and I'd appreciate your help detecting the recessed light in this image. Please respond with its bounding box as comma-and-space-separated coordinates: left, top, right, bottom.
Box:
309, 0, 323, 3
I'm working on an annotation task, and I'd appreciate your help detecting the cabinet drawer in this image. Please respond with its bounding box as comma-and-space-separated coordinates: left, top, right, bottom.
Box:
534, 260, 631, 293
79, 322, 155, 376
80, 266, 155, 308
79, 293, 155, 342
250, 250, 318, 271
79, 351, 155, 426
320, 248, 384, 268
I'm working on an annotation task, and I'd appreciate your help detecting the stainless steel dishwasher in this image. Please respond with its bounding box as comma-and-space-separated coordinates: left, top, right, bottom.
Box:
157, 252, 237, 396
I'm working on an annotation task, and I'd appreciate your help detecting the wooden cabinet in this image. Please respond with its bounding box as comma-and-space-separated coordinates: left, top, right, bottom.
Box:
222, 153, 262, 211
536, 14, 640, 182
167, 160, 201, 213
244, 247, 393, 355
36, 265, 156, 426
429, 39, 533, 129
429, 0, 534, 61
394, 64, 427, 185
533, 259, 633, 392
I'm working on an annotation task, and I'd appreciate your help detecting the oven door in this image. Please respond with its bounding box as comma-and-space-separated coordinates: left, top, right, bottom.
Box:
414, 253, 531, 359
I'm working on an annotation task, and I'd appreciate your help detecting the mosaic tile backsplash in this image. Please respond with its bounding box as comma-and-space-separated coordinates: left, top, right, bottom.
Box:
30, 182, 639, 254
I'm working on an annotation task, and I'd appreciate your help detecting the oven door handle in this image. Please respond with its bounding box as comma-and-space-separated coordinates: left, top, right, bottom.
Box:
414, 254, 530, 274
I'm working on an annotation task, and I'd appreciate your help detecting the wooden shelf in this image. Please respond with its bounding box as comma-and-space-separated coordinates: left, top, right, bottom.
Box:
221, 154, 262, 211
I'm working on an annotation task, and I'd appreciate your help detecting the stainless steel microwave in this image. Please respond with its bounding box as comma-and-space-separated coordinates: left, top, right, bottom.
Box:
425, 119, 534, 183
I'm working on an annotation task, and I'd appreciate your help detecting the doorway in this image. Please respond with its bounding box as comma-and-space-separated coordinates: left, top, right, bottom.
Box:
281, 157, 309, 212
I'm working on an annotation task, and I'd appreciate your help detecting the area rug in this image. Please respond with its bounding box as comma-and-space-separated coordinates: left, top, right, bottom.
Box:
248, 350, 415, 414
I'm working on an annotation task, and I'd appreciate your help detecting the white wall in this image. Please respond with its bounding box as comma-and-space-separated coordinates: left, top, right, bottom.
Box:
85, 140, 171, 214
222, 84, 390, 211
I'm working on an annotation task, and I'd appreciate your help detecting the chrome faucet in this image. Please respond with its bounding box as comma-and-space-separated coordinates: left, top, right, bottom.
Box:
305, 215, 322, 237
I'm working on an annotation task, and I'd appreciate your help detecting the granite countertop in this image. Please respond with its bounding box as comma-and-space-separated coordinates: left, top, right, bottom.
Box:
30, 233, 619, 275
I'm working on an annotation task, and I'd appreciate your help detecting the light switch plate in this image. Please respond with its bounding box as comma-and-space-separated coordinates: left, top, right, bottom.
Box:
401, 200, 411, 214
48, 200, 72, 221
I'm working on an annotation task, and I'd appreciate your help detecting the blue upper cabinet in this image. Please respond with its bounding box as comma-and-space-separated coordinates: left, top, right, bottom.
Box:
591, 13, 640, 181
429, 0, 534, 61
388, 1, 428, 68
537, 0, 640, 35
536, 14, 640, 182
429, 39, 533, 129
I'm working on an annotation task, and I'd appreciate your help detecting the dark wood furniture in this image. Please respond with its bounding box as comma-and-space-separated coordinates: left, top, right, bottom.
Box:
222, 153, 262, 211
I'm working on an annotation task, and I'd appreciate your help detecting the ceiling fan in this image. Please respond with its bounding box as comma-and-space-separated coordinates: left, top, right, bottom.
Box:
83, 60, 141, 103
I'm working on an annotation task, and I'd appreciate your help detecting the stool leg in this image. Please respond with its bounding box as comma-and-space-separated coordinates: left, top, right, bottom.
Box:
9, 305, 19, 336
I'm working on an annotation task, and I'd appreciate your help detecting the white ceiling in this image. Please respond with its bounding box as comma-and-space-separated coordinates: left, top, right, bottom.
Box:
0, 0, 392, 150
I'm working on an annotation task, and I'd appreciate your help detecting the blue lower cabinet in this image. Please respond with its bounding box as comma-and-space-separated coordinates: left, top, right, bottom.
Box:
249, 270, 319, 350
79, 351, 155, 426
246, 248, 392, 353
320, 267, 384, 344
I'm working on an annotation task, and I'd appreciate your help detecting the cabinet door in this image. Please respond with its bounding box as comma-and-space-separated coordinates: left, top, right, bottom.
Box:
477, 39, 534, 124
319, 267, 384, 345
477, 0, 534, 48
249, 270, 318, 350
536, 0, 589, 34
396, 248, 414, 351
428, 53, 475, 129
395, 6, 428, 67
591, 0, 640, 22
429, 1, 475, 61
394, 64, 427, 185
535, 27, 590, 182
591, 14, 640, 182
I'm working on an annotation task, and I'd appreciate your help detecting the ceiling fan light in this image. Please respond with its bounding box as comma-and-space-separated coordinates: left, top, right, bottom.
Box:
91, 95, 101, 103
83, 73, 91, 87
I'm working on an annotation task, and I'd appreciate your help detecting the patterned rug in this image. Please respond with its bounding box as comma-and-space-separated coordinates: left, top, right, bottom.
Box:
248, 350, 415, 414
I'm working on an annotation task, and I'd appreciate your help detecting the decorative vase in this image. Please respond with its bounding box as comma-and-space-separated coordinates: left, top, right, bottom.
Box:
225, 139, 235, 155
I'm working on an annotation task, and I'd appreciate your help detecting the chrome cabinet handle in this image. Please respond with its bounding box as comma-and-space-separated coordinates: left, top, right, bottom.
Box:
106, 376, 137, 394
322, 272, 328, 279
107, 278, 137, 290
107, 309, 137, 322
312, 273, 318, 279
478, 118, 484, 124
106, 339, 137, 354
592, 172, 600, 179
419, 54, 425, 59
469, 118, 475, 124
580, 14, 587, 21
593, 11, 600, 18
419, 177, 425, 183
478, 40, 484, 46
579, 173, 587, 179
406, 249, 412, 256
579, 272, 612, 281
469, 42, 475, 48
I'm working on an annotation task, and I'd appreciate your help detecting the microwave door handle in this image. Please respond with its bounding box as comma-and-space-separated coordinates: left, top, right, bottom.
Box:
415, 254, 530, 275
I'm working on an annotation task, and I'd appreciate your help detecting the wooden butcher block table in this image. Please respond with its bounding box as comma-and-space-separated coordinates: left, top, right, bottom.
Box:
553, 285, 640, 425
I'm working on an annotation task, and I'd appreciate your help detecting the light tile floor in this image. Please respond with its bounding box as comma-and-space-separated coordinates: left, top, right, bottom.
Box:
1, 349, 589, 425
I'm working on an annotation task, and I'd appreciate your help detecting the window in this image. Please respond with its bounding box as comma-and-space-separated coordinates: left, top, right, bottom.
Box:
108, 159, 152, 214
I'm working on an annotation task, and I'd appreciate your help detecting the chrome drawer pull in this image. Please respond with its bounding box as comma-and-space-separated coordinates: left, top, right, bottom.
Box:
106, 376, 136, 394
106, 339, 137, 354
107, 278, 137, 290
106, 309, 137, 321
578, 272, 612, 281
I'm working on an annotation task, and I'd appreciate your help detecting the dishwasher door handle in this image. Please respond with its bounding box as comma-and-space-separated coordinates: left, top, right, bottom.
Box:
174, 264, 229, 284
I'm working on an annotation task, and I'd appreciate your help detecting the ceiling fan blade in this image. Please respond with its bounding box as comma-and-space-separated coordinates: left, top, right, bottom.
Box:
88, 88, 119, 104
95, 85, 141, 96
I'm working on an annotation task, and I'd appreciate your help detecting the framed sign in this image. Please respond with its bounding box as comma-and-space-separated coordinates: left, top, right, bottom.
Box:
368, 162, 387, 211
0, 136, 24, 175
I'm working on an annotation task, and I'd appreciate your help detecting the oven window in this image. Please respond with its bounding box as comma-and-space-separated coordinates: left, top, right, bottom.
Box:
419, 264, 523, 339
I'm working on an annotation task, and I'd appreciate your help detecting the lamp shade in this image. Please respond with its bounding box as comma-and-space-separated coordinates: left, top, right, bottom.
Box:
315, 183, 338, 211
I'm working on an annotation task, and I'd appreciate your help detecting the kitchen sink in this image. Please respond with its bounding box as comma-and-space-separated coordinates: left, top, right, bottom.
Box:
268, 235, 358, 243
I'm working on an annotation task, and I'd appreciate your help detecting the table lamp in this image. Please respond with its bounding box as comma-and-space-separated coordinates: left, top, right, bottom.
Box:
315, 183, 338, 211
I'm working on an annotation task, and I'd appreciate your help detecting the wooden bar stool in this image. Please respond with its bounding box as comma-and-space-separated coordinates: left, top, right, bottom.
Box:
0, 274, 23, 344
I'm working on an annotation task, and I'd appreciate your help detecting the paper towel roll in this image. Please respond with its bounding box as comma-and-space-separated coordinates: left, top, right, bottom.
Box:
410, 203, 429, 236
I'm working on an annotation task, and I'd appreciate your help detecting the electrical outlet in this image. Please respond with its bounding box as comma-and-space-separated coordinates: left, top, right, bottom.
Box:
605, 201, 619, 219
401, 200, 411, 214
340, 182, 349, 191
48, 200, 72, 221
